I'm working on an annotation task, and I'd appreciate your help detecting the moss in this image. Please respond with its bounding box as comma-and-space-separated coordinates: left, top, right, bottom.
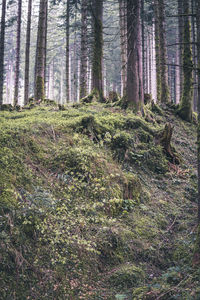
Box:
144, 93, 152, 105
107, 91, 120, 103
123, 173, 141, 203
193, 225, 200, 265
151, 101, 164, 115
108, 263, 145, 288
0, 104, 13, 111
35, 76, 45, 101
129, 145, 168, 174
111, 131, 133, 160
125, 116, 155, 135
132, 286, 149, 299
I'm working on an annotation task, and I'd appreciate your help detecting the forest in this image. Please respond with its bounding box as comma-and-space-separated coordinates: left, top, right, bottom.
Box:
0, 0, 200, 299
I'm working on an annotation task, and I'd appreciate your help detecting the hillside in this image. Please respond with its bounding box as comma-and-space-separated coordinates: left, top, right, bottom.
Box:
0, 102, 199, 299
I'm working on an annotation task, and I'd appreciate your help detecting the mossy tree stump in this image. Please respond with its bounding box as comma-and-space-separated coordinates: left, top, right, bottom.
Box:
158, 123, 180, 164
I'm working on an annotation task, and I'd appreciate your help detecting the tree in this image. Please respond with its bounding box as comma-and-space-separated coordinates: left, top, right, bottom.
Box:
197, 0, 200, 227
80, 0, 88, 99
66, 0, 70, 102
13, 0, 22, 107
119, 0, 127, 97
91, 0, 104, 101
157, 0, 170, 103
154, 0, 161, 102
193, 0, 200, 265
126, 0, 144, 111
24, 0, 32, 105
0, 0, 7, 106
178, 0, 193, 122
35, 0, 48, 101
177, 0, 184, 97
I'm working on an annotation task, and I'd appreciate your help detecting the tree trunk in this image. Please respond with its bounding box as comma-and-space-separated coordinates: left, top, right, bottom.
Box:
80, 0, 88, 99
126, 0, 144, 111
119, 0, 127, 97
66, 0, 70, 103
178, 0, 193, 122
193, 0, 200, 265
178, 0, 184, 99
0, 0, 7, 106
157, 0, 170, 103
35, 0, 48, 101
196, 0, 200, 225
24, 0, 32, 106
13, 0, 22, 107
191, 0, 197, 111
154, 0, 161, 102
91, 0, 104, 101
44, 0, 48, 98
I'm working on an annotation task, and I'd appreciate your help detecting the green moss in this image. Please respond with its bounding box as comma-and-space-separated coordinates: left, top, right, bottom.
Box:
130, 145, 168, 174
111, 131, 133, 160
123, 173, 141, 203
0, 104, 13, 111
108, 263, 145, 288
125, 116, 155, 134
35, 76, 45, 101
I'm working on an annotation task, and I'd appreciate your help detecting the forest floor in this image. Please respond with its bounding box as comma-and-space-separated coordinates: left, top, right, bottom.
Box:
0, 101, 199, 299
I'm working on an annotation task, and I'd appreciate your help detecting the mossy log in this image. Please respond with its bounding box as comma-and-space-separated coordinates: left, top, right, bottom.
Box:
0, 104, 14, 111
158, 123, 180, 164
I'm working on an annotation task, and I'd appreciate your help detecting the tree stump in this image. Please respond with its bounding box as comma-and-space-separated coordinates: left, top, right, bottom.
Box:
158, 123, 180, 164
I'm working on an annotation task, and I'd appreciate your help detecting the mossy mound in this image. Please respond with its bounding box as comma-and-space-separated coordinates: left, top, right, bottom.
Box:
0, 103, 198, 299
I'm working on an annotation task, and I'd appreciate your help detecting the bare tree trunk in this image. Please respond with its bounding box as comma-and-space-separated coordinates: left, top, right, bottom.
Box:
14, 0, 22, 107
91, 0, 104, 101
24, 0, 32, 105
178, 0, 193, 122
0, 0, 6, 106
191, 0, 197, 111
193, 0, 200, 266
119, 0, 127, 97
126, 0, 144, 111
66, 0, 70, 103
80, 0, 88, 99
154, 0, 161, 102
73, 25, 77, 102
178, 0, 183, 98
44, 0, 48, 98
197, 0, 200, 226
157, 0, 170, 103
35, 0, 48, 101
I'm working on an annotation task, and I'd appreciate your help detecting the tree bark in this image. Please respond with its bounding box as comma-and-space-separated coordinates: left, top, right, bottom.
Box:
193, 0, 200, 266
119, 0, 127, 97
157, 0, 170, 103
66, 0, 70, 103
178, 0, 184, 99
154, 0, 161, 102
196, 0, 200, 225
24, 0, 32, 106
35, 0, 48, 101
178, 0, 193, 122
126, 0, 144, 111
14, 0, 22, 107
80, 0, 88, 99
91, 0, 104, 101
0, 0, 7, 106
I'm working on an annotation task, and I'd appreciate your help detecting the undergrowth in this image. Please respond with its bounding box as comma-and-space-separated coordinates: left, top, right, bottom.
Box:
0, 103, 199, 299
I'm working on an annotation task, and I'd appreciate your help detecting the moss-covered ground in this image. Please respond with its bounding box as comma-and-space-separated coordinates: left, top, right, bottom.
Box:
0, 102, 199, 299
